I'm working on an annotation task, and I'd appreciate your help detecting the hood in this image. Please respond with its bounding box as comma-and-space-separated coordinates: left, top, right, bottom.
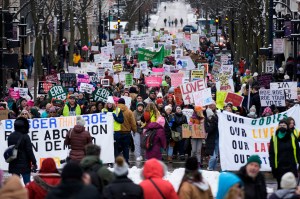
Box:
145, 122, 164, 130
80, 156, 102, 170
73, 125, 85, 133
275, 189, 296, 198
118, 104, 128, 112
39, 158, 59, 174
193, 180, 210, 191
216, 172, 242, 199
142, 159, 165, 179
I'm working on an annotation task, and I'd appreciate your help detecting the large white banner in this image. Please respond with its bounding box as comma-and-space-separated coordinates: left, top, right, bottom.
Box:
218, 105, 300, 171
0, 113, 114, 170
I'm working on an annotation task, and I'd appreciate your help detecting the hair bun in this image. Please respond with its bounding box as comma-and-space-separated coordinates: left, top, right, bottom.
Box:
115, 156, 125, 166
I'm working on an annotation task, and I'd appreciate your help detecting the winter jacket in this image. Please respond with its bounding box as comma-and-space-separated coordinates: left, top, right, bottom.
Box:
269, 129, 300, 178
0, 175, 28, 199
64, 125, 92, 161
8, 131, 37, 174
285, 60, 296, 80
269, 189, 300, 199
178, 180, 213, 199
144, 122, 167, 160
118, 104, 137, 133
45, 180, 100, 199
140, 159, 178, 199
133, 109, 144, 133
237, 166, 267, 199
250, 92, 261, 116
80, 155, 114, 193
103, 176, 143, 199
62, 103, 81, 116
205, 116, 219, 156
26, 174, 61, 199
172, 112, 187, 133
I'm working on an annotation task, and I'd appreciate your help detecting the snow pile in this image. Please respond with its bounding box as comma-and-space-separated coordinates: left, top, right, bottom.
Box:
126, 166, 220, 196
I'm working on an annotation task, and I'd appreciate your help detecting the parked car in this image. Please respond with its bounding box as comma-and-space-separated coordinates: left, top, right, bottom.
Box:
183, 25, 197, 33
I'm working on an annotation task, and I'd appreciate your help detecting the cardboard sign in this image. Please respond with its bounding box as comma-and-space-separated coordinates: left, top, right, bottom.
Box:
0, 110, 8, 120
224, 92, 244, 107
125, 73, 133, 86
60, 73, 77, 82
38, 82, 57, 95
182, 124, 206, 138
145, 76, 162, 87
170, 73, 184, 88
180, 79, 205, 104
174, 88, 183, 105
20, 69, 28, 81
270, 82, 297, 100
79, 83, 93, 94
192, 88, 213, 107
259, 89, 286, 107
257, 74, 273, 89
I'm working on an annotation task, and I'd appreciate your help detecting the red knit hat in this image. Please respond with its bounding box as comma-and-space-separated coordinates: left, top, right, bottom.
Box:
156, 98, 163, 104
39, 158, 59, 174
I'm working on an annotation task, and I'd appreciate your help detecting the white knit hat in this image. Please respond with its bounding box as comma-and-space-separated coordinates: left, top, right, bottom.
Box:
164, 105, 172, 112
76, 116, 86, 126
114, 156, 129, 177
106, 96, 115, 104
157, 92, 163, 98
206, 108, 214, 119
281, 172, 297, 189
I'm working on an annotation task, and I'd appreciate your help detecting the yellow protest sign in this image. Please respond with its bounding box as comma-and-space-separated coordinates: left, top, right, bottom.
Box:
113, 64, 123, 72
216, 91, 228, 110
191, 69, 204, 81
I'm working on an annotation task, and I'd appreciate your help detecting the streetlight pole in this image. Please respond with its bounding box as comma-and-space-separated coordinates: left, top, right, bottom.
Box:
59, 0, 64, 70
0, 8, 3, 99
99, 0, 102, 50
268, 0, 274, 53
117, 0, 120, 35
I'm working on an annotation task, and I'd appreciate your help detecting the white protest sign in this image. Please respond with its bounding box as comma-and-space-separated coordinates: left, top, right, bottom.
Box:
273, 38, 285, 54
134, 68, 141, 79
191, 34, 199, 49
175, 48, 183, 59
182, 109, 194, 123
192, 88, 213, 107
218, 105, 300, 171
180, 79, 206, 104
91, 46, 99, 51
94, 54, 102, 64
265, 60, 275, 73
121, 96, 132, 109
98, 68, 106, 78
220, 65, 233, 76
139, 61, 148, 71
102, 62, 113, 70
259, 89, 286, 107
14, 87, 29, 98
270, 82, 297, 100
163, 64, 171, 74
0, 113, 115, 169
79, 83, 93, 94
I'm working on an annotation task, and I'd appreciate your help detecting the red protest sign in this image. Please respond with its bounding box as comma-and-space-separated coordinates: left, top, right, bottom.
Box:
45, 74, 58, 83
174, 88, 183, 105
224, 92, 244, 107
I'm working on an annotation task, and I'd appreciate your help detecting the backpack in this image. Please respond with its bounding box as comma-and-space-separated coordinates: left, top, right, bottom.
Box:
141, 129, 157, 150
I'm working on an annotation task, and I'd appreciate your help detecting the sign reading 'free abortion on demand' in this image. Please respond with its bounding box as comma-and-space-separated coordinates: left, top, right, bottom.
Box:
0, 113, 114, 170
218, 105, 300, 171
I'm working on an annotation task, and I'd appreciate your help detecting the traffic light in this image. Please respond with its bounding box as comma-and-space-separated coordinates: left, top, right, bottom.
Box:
4, 13, 13, 39
215, 17, 219, 25
117, 17, 120, 24
225, 15, 229, 21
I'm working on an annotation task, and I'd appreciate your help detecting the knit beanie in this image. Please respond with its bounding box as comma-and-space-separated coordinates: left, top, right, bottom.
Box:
118, 98, 125, 104
156, 98, 163, 105
114, 156, 129, 177
281, 172, 297, 189
61, 162, 83, 181
143, 111, 151, 123
76, 116, 86, 126
194, 106, 203, 112
206, 108, 214, 119
164, 105, 172, 112
262, 106, 272, 116
247, 155, 262, 167
185, 157, 198, 171
136, 102, 145, 108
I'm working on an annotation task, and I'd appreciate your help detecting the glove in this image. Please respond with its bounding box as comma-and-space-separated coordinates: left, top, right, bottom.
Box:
112, 113, 117, 119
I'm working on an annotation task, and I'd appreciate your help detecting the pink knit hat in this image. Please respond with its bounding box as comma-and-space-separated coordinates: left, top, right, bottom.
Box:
262, 107, 272, 116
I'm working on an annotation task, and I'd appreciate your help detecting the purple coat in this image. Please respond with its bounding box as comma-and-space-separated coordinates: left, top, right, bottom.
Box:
144, 122, 167, 160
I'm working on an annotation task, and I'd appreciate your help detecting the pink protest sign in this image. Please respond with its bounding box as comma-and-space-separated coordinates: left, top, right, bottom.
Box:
9, 88, 20, 99
145, 76, 162, 87
152, 68, 164, 73
77, 74, 90, 83
170, 73, 184, 88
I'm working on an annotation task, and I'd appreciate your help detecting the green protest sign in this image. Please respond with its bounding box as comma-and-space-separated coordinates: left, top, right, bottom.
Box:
92, 88, 112, 102
47, 85, 68, 100
125, 74, 133, 86
138, 46, 165, 66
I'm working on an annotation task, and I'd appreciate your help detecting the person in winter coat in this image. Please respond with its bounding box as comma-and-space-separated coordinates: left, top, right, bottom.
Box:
269, 172, 300, 199
269, 119, 300, 189
144, 90, 157, 104
26, 158, 61, 199
250, 85, 261, 116
103, 156, 143, 199
284, 57, 297, 81
62, 95, 81, 116
46, 162, 100, 199
172, 106, 188, 160
140, 158, 178, 199
216, 172, 244, 199
80, 144, 114, 194
205, 108, 219, 171
0, 175, 28, 199
64, 116, 92, 163
237, 155, 267, 199
287, 117, 300, 138
190, 106, 206, 167
7, 117, 37, 185
133, 102, 145, 161
143, 115, 167, 160
164, 105, 174, 162
117, 98, 137, 164
178, 157, 213, 199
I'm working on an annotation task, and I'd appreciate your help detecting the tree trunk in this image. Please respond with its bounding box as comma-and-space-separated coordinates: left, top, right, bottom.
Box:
34, 32, 42, 99
69, 11, 75, 65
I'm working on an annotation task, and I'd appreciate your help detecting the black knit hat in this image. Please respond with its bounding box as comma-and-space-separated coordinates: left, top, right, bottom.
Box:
185, 157, 198, 171
118, 98, 125, 104
279, 119, 288, 126
129, 87, 138, 94
61, 163, 83, 181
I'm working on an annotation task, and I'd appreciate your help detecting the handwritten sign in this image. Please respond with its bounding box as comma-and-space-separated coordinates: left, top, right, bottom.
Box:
60, 73, 77, 82
270, 82, 297, 100
225, 92, 244, 107
259, 89, 286, 107
180, 79, 205, 104
257, 74, 273, 89
192, 88, 213, 107
79, 83, 93, 94
170, 73, 184, 88
145, 76, 162, 87
38, 82, 57, 95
